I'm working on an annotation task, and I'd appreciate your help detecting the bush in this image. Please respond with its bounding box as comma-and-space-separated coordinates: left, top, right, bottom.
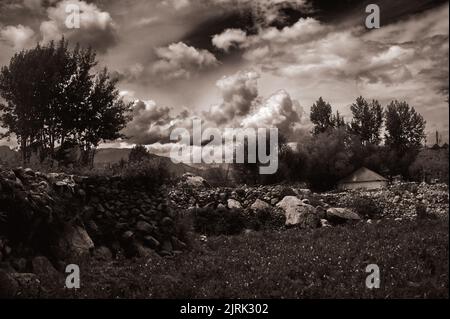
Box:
350, 196, 383, 219
192, 207, 246, 236
122, 159, 171, 189
247, 208, 285, 231
415, 203, 436, 220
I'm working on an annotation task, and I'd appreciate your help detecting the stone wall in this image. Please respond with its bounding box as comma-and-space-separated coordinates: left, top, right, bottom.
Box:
0, 167, 187, 275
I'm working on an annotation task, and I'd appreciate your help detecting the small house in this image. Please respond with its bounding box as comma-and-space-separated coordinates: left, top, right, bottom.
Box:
337, 167, 388, 191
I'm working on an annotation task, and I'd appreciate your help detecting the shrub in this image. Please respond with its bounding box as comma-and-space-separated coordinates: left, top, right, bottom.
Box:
415, 203, 435, 220
350, 196, 383, 219
122, 159, 171, 189
247, 208, 285, 231
192, 207, 246, 236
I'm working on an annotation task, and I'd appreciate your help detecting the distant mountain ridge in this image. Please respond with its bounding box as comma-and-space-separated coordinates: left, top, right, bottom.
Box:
0, 146, 199, 176
94, 148, 200, 176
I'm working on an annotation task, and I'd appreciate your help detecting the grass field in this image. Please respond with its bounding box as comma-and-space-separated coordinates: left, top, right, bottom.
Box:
45, 218, 448, 299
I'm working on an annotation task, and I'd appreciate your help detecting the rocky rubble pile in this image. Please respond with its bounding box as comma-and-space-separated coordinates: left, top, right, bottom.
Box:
169, 176, 361, 229
322, 182, 449, 219
169, 174, 449, 229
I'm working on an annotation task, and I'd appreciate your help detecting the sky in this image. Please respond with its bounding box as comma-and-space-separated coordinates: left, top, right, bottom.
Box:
0, 0, 449, 152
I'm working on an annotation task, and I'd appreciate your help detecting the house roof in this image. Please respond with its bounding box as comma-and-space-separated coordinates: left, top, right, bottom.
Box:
338, 167, 387, 184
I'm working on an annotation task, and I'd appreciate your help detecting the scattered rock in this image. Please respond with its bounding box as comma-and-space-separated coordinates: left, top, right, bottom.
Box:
182, 173, 209, 188
55, 225, 94, 261
326, 208, 361, 224
143, 236, 160, 249
0, 270, 19, 298
10, 273, 41, 297
136, 221, 155, 234
320, 219, 332, 228
250, 199, 271, 212
31, 256, 61, 284
227, 199, 242, 209
276, 196, 320, 228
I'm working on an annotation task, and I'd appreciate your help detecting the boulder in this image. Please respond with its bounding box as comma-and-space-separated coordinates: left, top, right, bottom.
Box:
0, 269, 19, 298
32, 256, 61, 284
182, 173, 208, 188
135, 221, 155, 234
122, 230, 134, 242
10, 273, 41, 298
143, 236, 160, 249
320, 219, 332, 228
276, 196, 320, 228
326, 208, 361, 224
250, 199, 271, 212
227, 199, 242, 209
133, 243, 155, 258
56, 225, 94, 261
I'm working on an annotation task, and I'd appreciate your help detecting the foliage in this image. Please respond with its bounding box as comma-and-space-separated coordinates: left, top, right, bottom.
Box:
409, 148, 449, 183
384, 100, 426, 151
0, 38, 131, 165
310, 97, 334, 135
128, 144, 151, 163
122, 159, 171, 189
348, 96, 383, 145
299, 128, 354, 190
350, 196, 383, 219
192, 206, 246, 236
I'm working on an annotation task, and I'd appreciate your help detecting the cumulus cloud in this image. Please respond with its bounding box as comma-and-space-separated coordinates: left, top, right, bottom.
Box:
212, 28, 247, 51
121, 99, 200, 145
121, 100, 174, 145
241, 89, 301, 137
152, 42, 219, 81
208, 0, 310, 25
121, 69, 306, 148
0, 24, 35, 49
205, 70, 259, 125
40, 0, 117, 53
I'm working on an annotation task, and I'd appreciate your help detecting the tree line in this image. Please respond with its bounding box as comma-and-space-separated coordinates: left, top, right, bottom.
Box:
235, 96, 428, 190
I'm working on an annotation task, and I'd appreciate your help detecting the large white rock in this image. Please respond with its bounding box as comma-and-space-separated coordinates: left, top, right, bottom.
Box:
227, 198, 242, 209
326, 207, 361, 223
56, 225, 94, 260
250, 199, 271, 211
182, 173, 208, 188
276, 196, 319, 228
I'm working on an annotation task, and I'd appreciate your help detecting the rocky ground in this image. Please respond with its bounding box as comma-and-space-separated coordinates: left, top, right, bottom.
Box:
0, 169, 448, 298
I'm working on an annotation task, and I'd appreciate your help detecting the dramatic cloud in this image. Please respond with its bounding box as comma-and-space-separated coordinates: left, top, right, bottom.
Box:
208, 0, 310, 25
241, 89, 301, 137
205, 70, 259, 125
152, 42, 219, 80
40, 0, 117, 53
121, 100, 173, 145
0, 24, 35, 49
212, 28, 247, 51
122, 99, 199, 145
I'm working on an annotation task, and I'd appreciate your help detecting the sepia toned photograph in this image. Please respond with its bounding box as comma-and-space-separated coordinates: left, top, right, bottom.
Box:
0, 0, 448, 305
